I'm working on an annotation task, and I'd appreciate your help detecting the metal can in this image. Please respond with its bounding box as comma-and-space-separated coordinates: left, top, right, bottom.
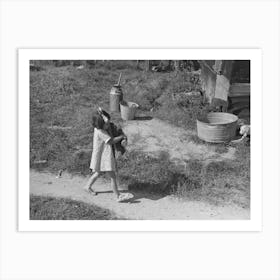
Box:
110, 85, 123, 112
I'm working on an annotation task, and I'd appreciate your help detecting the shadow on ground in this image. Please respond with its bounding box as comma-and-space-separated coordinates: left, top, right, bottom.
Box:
124, 191, 166, 204
134, 116, 153, 121
120, 181, 170, 203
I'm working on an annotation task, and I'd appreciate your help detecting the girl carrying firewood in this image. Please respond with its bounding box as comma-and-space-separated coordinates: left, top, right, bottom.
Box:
84, 107, 133, 202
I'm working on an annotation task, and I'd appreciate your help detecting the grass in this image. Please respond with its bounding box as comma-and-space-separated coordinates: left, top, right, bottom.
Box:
117, 145, 250, 208
30, 61, 204, 173
174, 142, 250, 208
154, 84, 208, 130
117, 151, 177, 194
30, 195, 121, 220
186, 134, 230, 154
30, 60, 250, 208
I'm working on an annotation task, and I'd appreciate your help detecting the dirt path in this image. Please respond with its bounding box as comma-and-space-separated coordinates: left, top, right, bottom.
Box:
30, 171, 249, 220
30, 118, 249, 220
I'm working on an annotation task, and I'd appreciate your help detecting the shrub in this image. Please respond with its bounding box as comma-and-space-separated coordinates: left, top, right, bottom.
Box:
154, 92, 209, 130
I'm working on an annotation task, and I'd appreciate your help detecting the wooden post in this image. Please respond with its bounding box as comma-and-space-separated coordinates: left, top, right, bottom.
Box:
213, 60, 234, 112
145, 60, 151, 71
198, 60, 218, 102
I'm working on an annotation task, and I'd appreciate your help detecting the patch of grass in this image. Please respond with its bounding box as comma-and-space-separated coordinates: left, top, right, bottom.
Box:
117, 151, 176, 194
30, 64, 120, 173
30, 195, 122, 220
154, 94, 209, 130
152, 71, 207, 130
172, 144, 250, 208
30, 62, 205, 174
117, 148, 250, 208
122, 72, 169, 110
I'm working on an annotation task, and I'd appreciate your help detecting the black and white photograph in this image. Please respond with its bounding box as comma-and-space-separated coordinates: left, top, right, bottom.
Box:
2, 1, 280, 279
28, 58, 251, 221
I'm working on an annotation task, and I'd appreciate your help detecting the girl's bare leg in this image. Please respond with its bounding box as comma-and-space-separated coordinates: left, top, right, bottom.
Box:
84, 172, 100, 191
108, 171, 120, 197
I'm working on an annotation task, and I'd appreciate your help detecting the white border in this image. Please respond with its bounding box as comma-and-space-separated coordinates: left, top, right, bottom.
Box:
18, 49, 262, 232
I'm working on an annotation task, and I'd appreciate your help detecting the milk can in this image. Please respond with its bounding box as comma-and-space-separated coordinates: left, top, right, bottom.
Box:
110, 84, 123, 112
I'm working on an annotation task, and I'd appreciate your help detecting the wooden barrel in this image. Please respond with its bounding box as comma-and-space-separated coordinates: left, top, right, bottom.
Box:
197, 112, 238, 143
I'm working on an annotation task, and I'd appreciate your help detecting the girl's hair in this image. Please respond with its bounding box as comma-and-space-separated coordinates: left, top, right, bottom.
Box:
92, 114, 105, 129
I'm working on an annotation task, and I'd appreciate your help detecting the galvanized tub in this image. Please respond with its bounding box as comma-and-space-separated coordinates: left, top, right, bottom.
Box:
197, 112, 238, 143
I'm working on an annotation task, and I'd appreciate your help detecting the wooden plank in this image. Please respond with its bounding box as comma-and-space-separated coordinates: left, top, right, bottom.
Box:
229, 83, 250, 97
215, 75, 230, 101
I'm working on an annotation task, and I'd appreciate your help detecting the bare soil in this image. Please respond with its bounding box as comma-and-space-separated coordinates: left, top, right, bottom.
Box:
123, 118, 236, 165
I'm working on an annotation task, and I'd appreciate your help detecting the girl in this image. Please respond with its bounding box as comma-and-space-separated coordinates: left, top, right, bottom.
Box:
84, 108, 132, 202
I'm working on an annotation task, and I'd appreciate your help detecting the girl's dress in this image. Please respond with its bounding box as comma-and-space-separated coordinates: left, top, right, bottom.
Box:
90, 128, 116, 172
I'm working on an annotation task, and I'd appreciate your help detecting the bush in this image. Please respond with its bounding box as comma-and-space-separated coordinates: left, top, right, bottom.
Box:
154, 92, 209, 130
123, 73, 169, 110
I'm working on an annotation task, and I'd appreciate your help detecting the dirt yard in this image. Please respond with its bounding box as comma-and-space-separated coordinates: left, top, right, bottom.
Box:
123, 118, 236, 165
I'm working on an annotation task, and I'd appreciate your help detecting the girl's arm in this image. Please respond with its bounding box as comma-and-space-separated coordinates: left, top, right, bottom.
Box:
108, 135, 124, 145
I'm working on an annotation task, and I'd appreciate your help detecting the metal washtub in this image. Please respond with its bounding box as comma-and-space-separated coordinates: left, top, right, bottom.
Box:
196, 112, 238, 143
